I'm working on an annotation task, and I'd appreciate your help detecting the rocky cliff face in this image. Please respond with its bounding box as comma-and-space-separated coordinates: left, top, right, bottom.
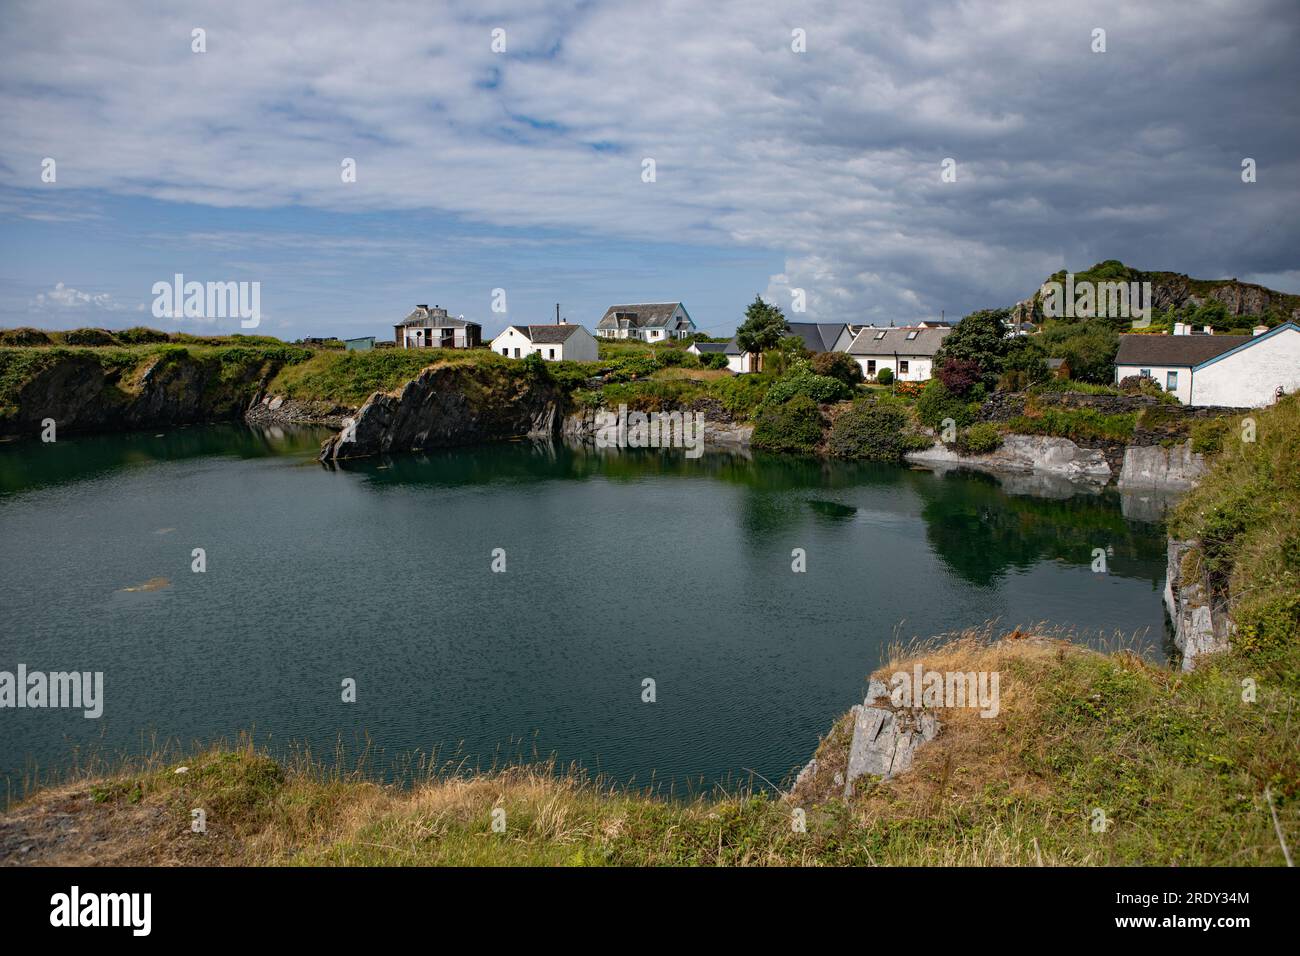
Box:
1164, 539, 1234, 670
319, 362, 563, 461
1012, 265, 1300, 325
2, 348, 285, 437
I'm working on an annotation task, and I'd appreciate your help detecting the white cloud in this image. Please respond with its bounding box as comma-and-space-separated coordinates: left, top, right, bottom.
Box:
31, 282, 137, 312
2, 0, 1297, 323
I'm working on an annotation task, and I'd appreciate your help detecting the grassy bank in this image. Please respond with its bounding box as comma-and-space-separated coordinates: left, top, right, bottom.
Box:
5, 625, 1293, 866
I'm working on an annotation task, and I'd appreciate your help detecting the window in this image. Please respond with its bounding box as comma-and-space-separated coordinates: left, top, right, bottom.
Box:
867, 360, 876, 374
906, 330, 918, 340
1140, 368, 1151, 377
874, 330, 886, 340
501, 348, 508, 356
548, 348, 556, 359
1166, 370, 1178, 391
899, 360, 910, 374
513, 348, 521, 358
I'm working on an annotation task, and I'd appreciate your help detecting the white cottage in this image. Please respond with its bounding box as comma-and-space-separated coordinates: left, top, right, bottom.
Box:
1114, 322, 1300, 407
490, 323, 599, 362
844, 326, 950, 382
596, 303, 696, 341
723, 322, 854, 374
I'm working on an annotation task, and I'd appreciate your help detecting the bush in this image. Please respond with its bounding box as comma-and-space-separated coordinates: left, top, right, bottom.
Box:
117, 326, 171, 344
751, 395, 825, 453
915, 379, 975, 431
810, 351, 863, 386
936, 357, 982, 396
708, 374, 771, 419
762, 362, 852, 406
997, 369, 1027, 393
604, 355, 660, 382
876, 367, 894, 386
0, 327, 52, 346
63, 327, 119, 346
1189, 417, 1231, 455
701, 352, 729, 370
1007, 406, 1138, 442
958, 421, 1003, 454
828, 401, 914, 461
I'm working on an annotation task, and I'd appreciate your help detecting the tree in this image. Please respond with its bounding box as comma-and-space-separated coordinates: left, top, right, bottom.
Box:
735, 295, 788, 372
933, 308, 1012, 390
811, 350, 864, 386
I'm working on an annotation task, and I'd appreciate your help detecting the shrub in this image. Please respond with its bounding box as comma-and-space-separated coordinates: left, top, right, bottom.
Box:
958, 421, 1003, 454
63, 327, 119, 346
894, 380, 924, 398
751, 395, 825, 453
828, 401, 914, 462
117, 326, 171, 344
997, 369, 1027, 392
701, 352, 729, 370
0, 327, 52, 346
1189, 417, 1231, 455
762, 362, 852, 406
1007, 406, 1138, 442
604, 355, 660, 382
709, 374, 771, 419
936, 357, 982, 396
915, 379, 975, 431
876, 367, 894, 386
810, 351, 863, 386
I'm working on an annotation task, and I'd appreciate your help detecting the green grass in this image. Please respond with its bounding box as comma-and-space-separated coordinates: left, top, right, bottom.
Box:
266, 348, 506, 406
1007, 406, 1139, 442
1170, 394, 1300, 653
16, 624, 1292, 866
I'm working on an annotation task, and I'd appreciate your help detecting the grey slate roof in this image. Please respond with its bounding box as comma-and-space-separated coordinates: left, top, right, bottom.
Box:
722, 322, 848, 355
784, 322, 849, 353
397, 306, 479, 329
1115, 334, 1252, 368
690, 342, 728, 353
846, 327, 950, 356
514, 324, 585, 344
596, 303, 688, 330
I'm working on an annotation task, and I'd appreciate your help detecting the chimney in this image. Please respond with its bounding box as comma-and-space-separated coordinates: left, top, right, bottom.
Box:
1173, 322, 1187, 335
1203, 325, 1213, 335
1253, 325, 1269, 336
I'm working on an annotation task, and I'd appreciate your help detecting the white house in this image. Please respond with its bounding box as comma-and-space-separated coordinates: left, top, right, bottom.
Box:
723, 322, 854, 374
394, 304, 482, 349
1114, 322, 1300, 407
490, 323, 599, 362
687, 342, 728, 358
844, 326, 951, 382
595, 302, 695, 341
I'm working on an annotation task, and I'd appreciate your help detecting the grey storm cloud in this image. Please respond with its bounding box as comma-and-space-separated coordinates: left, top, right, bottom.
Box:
1, 0, 1297, 323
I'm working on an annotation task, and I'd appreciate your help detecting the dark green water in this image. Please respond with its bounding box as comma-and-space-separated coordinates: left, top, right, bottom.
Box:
0, 425, 1171, 795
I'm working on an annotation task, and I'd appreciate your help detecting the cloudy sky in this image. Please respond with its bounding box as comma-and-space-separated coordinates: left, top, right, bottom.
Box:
1, 0, 1297, 340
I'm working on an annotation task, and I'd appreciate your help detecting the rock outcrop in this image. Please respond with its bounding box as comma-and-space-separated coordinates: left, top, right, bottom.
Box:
319, 362, 563, 461
906, 434, 1114, 485
842, 679, 941, 796
3, 348, 289, 437
1116, 442, 1207, 491
1164, 538, 1234, 670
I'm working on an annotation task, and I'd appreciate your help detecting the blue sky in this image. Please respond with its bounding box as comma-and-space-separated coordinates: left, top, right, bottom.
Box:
2, 0, 1298, 341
